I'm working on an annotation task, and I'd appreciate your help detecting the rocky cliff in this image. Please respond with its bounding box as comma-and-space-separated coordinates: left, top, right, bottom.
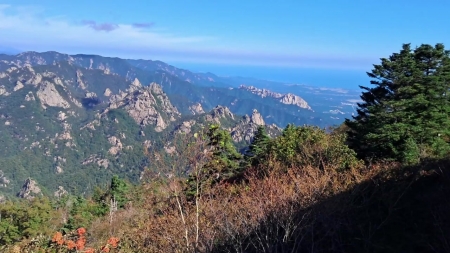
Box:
239, 85, 311, 110
231, 109, 281, 143
108, 79, 180, 132
17, 178, 42, 199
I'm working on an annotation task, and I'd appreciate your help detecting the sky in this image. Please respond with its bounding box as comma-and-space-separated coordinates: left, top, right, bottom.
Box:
0, 1, 449, 86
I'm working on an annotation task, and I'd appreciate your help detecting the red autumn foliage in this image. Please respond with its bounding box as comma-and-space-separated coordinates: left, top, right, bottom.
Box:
48, 228, 120, 252
75, 236, 86, 250
51, 231, 64, 245
107, 237, 120, 248
65, 240, 76, 250
77, 227, 86, 237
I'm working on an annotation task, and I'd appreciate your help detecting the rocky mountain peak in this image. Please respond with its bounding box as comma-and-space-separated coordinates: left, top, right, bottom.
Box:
189, 103, 205, 115
231, 122, 281, 143
128, 78, 143, 93
239, 85, 280, 98
107, 81, 180, 132
149, 82, 163, 94
250, 109, 265, 126
280, 93, 311, 110
17, 178, 42, 199
239, 84, 311, 110
131, 78, 142, 87
206, 105, 234, 122
231, 109, 276, 142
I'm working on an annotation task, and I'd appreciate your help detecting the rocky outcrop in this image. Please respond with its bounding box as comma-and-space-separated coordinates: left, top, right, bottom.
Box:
149, 83, 179, 122
13, 81, 24, 91
76, 70, 87, 89
98, 63, 111, 74
85, 92, 97, 98
109, 81, 180, 132
231, 109, 281, 143
54, 186, 68, 198
128, 78, 142, 92
56, 123, 73, 141
205, 105, 234, 123
57, 111, 68, 121
82, 155, 109, 169
279, 93, 310, 109
239, 85, 280, 98
108, 136, 123, 155
104, 88, 112, 96
239, 85, 311, 109
177, 120, 196, 134
55, 166, 64, 174
189, 103, 205, 115
36, 81, 70, 109
123, 90, 159, 124
108, 90, 128, 109
154, 114, 167, 132
250, 109, 265, 126
0, 170, 10, 188
131, 78, 142, 88
0, 85, 9, 96
54, 156, 66, 173
25, 73, 42, 87
71, 97, 83, 108
25, 91, 36, 101
17, 178, 42, 199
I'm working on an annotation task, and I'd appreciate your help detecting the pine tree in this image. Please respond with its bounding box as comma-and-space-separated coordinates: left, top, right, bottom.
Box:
186, 125, 242, 199
244, 126, 271, 167
110, 175, 129, 208
205, 124, 242, 178
346, 43, 450, 163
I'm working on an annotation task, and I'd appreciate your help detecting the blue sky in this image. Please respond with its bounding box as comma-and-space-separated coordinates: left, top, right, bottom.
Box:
0, 1, 449, 72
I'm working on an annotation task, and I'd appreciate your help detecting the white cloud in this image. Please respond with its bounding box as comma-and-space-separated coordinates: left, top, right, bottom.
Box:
0, 5, 376, 69
0, 5, 215, 52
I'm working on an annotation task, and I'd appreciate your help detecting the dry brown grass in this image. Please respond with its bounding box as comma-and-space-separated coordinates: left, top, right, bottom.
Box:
102, 153, 386, 253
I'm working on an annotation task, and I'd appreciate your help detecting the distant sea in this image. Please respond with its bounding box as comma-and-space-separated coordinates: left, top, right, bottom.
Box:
171, 63, 371, 90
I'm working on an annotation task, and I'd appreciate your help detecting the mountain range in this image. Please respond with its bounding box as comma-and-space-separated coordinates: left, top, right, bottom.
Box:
0, 51, 360, 198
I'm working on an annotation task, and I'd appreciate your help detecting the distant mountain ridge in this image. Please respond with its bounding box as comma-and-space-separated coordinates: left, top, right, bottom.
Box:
0, 51, 328, 126
239, 85, 311, 110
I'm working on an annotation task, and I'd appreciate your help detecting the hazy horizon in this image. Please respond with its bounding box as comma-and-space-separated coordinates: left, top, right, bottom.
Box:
1, 1, 449, 71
